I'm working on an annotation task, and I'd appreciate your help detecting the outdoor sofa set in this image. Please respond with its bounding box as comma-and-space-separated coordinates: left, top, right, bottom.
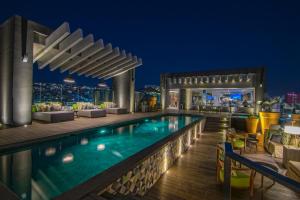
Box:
32, 102, 127, 123
260, 113, 300, 183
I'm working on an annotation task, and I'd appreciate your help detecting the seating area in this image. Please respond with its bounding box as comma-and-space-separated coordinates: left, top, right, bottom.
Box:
32, 101, 128, 123
219, 111, 300, 193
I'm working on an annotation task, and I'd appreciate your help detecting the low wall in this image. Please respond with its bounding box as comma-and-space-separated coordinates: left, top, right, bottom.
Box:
96, 118, 206, 198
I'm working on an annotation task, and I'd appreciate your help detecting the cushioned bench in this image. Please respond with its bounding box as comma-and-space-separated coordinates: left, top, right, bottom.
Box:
287, 161, 300, 182
78, 109, 106, 118
33, 111, 74, 123
106, 108, 128, 114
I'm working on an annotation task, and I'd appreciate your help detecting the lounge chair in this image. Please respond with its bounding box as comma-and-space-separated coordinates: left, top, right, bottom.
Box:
106, 108, 127, 114
77, 109, 106, 118
33, 111, 74, 123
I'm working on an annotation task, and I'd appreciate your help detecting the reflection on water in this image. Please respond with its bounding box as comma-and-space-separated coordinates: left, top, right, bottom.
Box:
0, 150, 32, 200
0, 115, 199, 200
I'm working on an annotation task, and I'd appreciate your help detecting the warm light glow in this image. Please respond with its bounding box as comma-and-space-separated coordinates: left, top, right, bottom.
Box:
98, 80, 108, 88
164, 148, 168, 172
22, 54, 28, 63
24, 124, 28, 128
80, 138, 89, 145
63, 76, 75, 84
62, 153, 74, 163
97, 144, 106, 151
45, 147, 56, 156
178, 137, 182, 156
188, 130, 191, 147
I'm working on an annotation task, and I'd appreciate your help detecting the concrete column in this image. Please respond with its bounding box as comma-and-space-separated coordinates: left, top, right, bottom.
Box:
112, 69, 135, 112
179, 88, 192, 110
185, 88, 192, 110
160, 75, 166, 110
0, 16, 33, 125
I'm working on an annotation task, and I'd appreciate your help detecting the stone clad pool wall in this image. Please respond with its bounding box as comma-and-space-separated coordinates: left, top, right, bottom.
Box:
98, 118, 206, 197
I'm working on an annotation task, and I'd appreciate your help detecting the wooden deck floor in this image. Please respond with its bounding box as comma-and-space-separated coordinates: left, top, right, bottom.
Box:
141, 132, 300, 200
0, 112, 160, 150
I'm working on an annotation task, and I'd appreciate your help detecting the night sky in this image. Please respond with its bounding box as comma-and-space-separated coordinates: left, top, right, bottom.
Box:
1, 1, 300, 96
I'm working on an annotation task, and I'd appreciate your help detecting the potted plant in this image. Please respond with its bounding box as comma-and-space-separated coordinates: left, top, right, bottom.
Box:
257, 97, 281, 144
246, 114, 259, 134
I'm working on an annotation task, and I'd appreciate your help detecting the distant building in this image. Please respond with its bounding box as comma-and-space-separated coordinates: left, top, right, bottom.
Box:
160, 67, 265, 113
285, 92, 300, 105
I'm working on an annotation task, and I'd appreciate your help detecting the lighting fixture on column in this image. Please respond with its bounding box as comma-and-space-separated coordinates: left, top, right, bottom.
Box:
63, 75, 75, 84
200, 77, 203, 84
22, 54, 29, 63
21, 17, 28, 63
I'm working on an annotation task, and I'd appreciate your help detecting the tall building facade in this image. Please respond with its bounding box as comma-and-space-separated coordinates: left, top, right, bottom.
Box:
285, 92, 300, 104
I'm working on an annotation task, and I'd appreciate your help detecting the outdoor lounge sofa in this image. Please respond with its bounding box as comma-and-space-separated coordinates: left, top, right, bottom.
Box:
78, 109, 106, 118
106, 108, 128, 114
33, 111, 74, 123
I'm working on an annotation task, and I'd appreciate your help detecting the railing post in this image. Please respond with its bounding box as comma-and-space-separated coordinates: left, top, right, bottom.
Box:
224, 143, 232, 200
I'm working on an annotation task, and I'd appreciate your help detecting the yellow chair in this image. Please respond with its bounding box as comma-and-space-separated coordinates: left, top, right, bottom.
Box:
216, 145, 256, 196
259, 112, 280, 144
292, 114, 300, 127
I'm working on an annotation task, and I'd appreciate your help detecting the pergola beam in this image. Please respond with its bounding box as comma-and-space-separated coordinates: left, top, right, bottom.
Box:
38, 29, 83, 69
33, 22, 70, 63
49, 35, 94, 71
97, 56, 138, 79
91, 53, 133, 78
70, 43, 113, 74
103, 58, 142, 80
60, 40, 104, 73
86, 50, 127, 77
81, 48, 120, 77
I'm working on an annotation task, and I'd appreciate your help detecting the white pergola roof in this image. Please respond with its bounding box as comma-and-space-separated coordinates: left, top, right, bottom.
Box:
33, 22, 142, 80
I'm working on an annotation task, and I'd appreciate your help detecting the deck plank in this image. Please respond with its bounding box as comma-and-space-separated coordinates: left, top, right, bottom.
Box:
0, 112, 160, 150
141, 132, 300, 200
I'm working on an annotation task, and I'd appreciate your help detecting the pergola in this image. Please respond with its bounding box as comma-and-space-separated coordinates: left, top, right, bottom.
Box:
0, 16, 142, 126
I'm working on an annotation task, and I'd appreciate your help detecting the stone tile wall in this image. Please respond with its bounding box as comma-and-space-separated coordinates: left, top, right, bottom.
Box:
99, 119, 205, 197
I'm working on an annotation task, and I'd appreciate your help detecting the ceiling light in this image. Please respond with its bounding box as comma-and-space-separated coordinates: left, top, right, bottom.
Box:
97, 80, 108, 88
63, 75, 75, 84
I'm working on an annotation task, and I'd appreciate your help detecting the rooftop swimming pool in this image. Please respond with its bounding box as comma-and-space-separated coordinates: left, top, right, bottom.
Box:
0, 114, 200, 200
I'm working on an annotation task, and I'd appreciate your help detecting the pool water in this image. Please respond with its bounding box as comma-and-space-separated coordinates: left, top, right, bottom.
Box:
0, 115, 200, 200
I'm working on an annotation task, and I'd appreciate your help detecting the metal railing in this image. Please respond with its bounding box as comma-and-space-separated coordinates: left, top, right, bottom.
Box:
223, 142, 300, 200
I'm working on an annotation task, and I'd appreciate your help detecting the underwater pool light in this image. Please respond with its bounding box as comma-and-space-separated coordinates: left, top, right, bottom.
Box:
62, 153, 74, 163
80, 138, 89, 145
99, 129, 107, 134
45, 147, 56, 156
97, 144, 105, 151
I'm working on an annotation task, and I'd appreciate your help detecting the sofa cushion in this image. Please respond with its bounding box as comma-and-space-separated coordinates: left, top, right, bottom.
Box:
270, 134, 282, 144
287, 161, 300, 182
268, 141, 283, 158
